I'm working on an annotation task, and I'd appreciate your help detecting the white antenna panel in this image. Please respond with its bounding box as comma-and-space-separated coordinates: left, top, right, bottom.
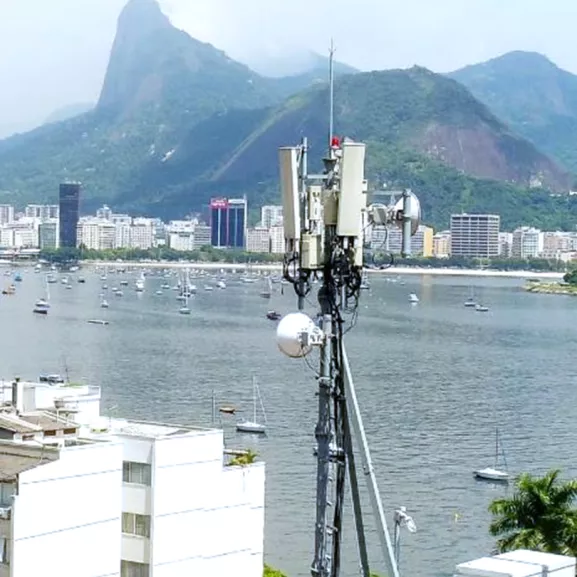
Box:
337, 142, 367, 237
279, 147, 301, 241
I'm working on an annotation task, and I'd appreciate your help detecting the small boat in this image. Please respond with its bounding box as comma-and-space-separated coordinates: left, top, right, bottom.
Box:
35, 298, 50, 309
266, 310, 282, 321
475, 304, 489, 312
77, 277, 86, 284
101, 299, 109, 309
13, 273, 22, 282
237, 377, 267, 434
114, 290, 123, 297
32, 306, 48, 315
474, 428, 509, 483
219, 406, 236, 415
156, 290, 163, 295
464, 297, 476, 307
204, 285, 213, 292
120, 280, 128, 286
409, 293, 419, 303
217, 280, 226, 289
87, 319, 109, 325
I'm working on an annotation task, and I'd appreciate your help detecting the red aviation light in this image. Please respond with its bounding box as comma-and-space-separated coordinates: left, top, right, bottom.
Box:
331, 136, 341, 148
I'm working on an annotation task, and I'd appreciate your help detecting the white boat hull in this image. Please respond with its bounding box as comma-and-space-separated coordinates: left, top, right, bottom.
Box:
236, 421, 266, 434
474, 467, 509, 482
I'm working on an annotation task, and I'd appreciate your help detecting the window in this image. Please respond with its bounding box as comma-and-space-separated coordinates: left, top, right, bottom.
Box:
0, 537, 9, 565
63, 428, 77, 435
122, 513, 150, 538
0, 484, 14, 508
122, 462, 151, 486
121, 560, 149, 577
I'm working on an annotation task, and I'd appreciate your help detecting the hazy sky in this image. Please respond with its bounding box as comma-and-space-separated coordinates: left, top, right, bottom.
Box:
1, 0, 576, 136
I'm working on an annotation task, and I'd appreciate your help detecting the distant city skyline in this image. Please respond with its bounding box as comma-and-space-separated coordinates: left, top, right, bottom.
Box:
1, 0, 577, 137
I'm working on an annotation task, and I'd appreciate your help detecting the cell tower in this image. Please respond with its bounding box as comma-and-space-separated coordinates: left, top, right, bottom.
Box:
275, 44, 421, 577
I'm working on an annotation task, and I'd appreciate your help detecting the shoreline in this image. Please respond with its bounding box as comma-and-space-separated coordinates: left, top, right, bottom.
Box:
82, 261, 565, 280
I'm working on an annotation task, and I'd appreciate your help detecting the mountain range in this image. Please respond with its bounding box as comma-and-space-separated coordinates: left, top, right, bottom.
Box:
0, 0, 577, 230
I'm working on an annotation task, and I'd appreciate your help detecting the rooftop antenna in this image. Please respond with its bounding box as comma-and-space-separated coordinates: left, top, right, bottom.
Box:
277, 40, 422, 577
328, 39, 335, 157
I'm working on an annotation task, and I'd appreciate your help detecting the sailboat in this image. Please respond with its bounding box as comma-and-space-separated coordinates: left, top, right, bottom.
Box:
259, 277, 272, 299
33, 277, 51, 314
135, 272, 145, 292
473, 428, 509, 482
179, 294, 191, 315
100, 297, 109, 309
236, 377, 267, 434
464, 286, 477, 307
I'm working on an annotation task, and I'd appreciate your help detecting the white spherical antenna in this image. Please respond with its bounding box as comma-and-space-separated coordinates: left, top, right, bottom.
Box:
276, 312, 315, 358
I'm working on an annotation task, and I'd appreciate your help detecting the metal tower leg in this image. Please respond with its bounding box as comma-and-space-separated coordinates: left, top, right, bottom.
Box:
311, 312, 335, 577
341, 344, 401, 577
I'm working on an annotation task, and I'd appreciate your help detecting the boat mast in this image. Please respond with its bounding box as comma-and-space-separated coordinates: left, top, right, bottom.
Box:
253, 376, 257, 423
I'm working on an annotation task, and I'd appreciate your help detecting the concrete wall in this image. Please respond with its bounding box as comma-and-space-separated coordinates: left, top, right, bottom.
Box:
12, 441, 123, 577
149, 429, 265, 577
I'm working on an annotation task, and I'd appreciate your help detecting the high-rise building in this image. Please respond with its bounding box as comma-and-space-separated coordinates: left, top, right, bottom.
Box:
450, 214, 500, 258
228, 198, 247, 249
433, 231, 451, 258
210, 197, 247, 249
39, 221, 59, 249
77, 218, 117, 250
193, 225, 211, 249
59, 183, 81, 248
373, 225, 434, 257
260, 205, 283, 228
511, 227, 544, 259
25, 204, 59, 220
0, 205, 14, 225
210, 198, 229, 248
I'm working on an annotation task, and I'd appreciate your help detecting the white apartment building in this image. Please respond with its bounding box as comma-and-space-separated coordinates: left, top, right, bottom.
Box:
433, 231, 451, 258
0, 206, 14, 226
270, 225, 285, 254
168, 232, 194, 251
247, 228, 271, 253
38, 220, 59, 249
24, 204, 58, 220
499, 232, 513, 258
78, 218, 117, 250
130, 219, 155, 250
260, 205, 283, 229
192, 225, 211, 249
371, 225, 433, 256
0, 378, 265, 577
450, 214, 500, 258
511, 226, 544, 259
0, 222, 39, 249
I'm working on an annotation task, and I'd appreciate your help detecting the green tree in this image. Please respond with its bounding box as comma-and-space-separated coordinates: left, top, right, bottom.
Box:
564, 269, 577, 285
489, 470, 577, 555
264, 565, 287, 577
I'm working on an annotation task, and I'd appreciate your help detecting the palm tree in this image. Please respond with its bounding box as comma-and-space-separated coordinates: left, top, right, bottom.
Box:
489, 469, 577, 555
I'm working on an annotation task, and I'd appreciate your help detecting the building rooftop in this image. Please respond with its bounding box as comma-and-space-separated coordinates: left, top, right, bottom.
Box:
0, 413, 40, 434
96, 418, 212, 439
0, 442, 59, 481
0, 410, 77, 435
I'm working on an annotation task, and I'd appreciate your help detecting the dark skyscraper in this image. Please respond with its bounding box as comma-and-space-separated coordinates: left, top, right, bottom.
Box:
210, 197, 247, 249
59, 183, 80, 248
